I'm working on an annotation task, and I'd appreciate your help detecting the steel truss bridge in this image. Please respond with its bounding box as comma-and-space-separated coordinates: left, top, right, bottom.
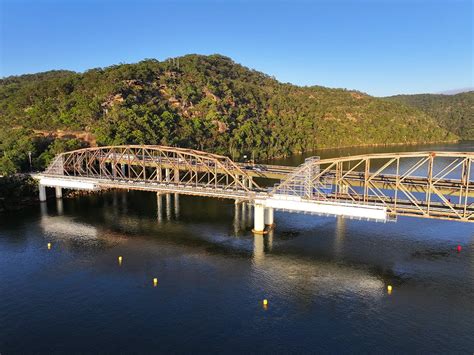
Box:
35, 145, 474, 233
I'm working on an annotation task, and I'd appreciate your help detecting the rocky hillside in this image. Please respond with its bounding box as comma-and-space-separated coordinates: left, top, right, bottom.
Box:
0, 54, 455, 174
386, 91, 474, 140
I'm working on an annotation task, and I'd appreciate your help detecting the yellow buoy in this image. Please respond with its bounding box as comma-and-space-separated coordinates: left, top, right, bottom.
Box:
263, 299, 268, 306
47, 242, 52, 250
387, 285, 393, 293
118, 256, 123, 265
153, 278, 158, 287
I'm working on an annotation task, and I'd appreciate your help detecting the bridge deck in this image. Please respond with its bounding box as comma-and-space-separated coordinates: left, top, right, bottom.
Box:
36, 146, 473, 223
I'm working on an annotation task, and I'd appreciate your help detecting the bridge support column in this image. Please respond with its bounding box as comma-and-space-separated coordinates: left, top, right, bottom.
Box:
165, 168, 171, 183
248, 177, 253, 188
264, 207, 274, 227
55, 186, 62, 199
252, 204, 265, 234
121, 164, 126, 177
234, 200, 240, 234
166, 193, 171, 220
39, 184, 46, 202
156, 192, 163, 222
174, 169, 179, 184
174, 193, 179, 218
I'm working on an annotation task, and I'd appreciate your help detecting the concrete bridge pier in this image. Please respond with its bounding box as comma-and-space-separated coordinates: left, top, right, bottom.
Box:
166, 193, 171, 220
39, 184, 47, 202
38, 185, 63, 202
253, 205, 275, 234
55, 186, 62, 199
252, 204, 265, 234
156, 192, 163, 222
174, 193, 179, 218
264, 207, 274, 227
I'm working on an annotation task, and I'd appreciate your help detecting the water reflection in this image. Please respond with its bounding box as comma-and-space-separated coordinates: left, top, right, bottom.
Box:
1, 141, 473, 354
333, 216, 345, 257
40, 215, 98, 241
56, 198, 64, 215
253, 234, 265, 265
38, 195, 386, 299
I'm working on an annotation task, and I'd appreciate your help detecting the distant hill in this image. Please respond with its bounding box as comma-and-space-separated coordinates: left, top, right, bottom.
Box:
438, 88, 473, 95
386, 92, 474, 140
0, 54, 456, 174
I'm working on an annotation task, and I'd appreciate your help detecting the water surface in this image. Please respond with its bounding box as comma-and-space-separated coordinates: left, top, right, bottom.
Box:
1, 142, 473, 353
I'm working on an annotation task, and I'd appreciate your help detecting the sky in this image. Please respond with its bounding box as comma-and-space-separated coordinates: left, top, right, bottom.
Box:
0, 0, 472, 96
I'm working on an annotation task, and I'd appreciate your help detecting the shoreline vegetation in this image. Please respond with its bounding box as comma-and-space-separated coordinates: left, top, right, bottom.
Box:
0, 54, 472, 211
0, 174, 111, 213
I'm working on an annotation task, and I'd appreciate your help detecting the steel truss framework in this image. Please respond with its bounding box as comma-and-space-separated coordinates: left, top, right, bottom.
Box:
45, 145, 261, 198
43, 147, 474, 223
272, 151, 474, 222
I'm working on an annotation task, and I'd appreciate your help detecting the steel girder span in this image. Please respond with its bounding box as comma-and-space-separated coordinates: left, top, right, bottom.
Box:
39, 145, 262, 199
35, 146, 474, 234
271, 151, 474, 223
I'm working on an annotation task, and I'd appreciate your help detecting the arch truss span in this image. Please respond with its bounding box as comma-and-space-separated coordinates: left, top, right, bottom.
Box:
271, 151, 474, 222
44, 145, 262, 198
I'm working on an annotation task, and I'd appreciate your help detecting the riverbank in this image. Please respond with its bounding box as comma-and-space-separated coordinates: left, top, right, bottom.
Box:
0, 175, 39, 213
0, 174, 107, 213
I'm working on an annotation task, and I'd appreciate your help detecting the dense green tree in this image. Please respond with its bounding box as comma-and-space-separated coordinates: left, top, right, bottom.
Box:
0, 54, 458, 176
386, 92, 474, 139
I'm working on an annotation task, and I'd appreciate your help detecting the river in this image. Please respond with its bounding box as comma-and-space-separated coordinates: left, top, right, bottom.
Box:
1, 142, 473, 353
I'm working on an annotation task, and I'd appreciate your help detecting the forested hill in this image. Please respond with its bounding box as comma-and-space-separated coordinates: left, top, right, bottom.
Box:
385, 92, 474, 140
0, 54, 455, 174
